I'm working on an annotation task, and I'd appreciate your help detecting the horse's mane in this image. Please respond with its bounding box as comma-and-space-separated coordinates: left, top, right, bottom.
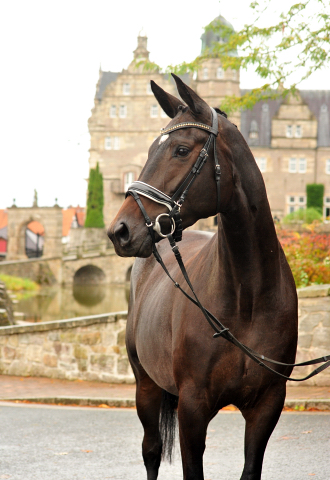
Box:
213, 107, 227, 118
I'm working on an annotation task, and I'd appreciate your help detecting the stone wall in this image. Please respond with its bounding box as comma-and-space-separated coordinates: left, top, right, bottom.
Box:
293, 284, 330, 386
0, 285, 329, 386
0, 312, 134, 383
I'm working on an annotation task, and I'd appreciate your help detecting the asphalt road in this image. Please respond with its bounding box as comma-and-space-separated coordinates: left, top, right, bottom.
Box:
0, 402, 329, 480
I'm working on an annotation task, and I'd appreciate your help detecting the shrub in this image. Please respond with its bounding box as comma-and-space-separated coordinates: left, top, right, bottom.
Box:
306, 184, 324, 213
0, 274, 39, 292
277, 230, 330, 288
282, 207, 322, 224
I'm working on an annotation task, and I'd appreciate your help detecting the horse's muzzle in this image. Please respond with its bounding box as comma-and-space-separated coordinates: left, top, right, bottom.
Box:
107, 220, 153, 258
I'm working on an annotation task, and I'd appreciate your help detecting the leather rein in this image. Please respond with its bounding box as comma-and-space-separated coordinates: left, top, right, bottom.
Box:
126, 107, 330, 382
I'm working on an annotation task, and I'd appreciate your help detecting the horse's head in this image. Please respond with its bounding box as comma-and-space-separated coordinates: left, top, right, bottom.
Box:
108, 74, 234, 257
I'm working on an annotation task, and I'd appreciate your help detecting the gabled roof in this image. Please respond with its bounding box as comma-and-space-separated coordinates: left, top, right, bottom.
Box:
62, 207, 85, 237
240, 89, 330, 148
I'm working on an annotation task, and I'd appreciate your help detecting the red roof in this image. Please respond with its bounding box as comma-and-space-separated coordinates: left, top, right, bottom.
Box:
27, 221, 45, 235
62, 206, 85, 236
0, 210, 7, 230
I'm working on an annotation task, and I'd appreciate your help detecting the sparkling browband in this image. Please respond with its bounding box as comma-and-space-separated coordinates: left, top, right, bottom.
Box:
160, 122, 216, 135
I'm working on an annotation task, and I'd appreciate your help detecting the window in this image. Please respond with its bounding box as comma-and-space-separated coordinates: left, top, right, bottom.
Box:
160, 109, 167, 118
203, 68, 208, 79
326, 159, 330, 175
289, 157, 296, 172
150, 104, 158, 118
147, 83, 152, 95
299, 157, 306, 173
216, 67, 224, 79
287, 195, 306, 214
123, 83, 130, 95
232, 70, 237, 80
105, 136, 119, 150
119, 105, 127, 118
256, 157, 267, 172
286, 125, 293, 138
105, 137, 111, 150
110, 105, 116, 118
295, 125, 302, 138
324, 196, 330, 218
113, 136, 120, 150
249, 120, 259, 140
124, 172, 134, 192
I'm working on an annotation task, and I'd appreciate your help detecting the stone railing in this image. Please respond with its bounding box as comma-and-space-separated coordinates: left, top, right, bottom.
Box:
0, 285, 329, 386
0, 312, 133, 383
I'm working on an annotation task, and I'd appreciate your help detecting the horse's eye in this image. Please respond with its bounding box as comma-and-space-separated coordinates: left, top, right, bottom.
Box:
176, 146, 189, 157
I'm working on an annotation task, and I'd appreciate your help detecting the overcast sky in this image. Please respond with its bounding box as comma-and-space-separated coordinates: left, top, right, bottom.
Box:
1, 0, 329, 210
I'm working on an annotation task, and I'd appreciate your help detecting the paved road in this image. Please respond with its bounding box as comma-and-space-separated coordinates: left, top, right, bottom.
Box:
0, 402, 329, 479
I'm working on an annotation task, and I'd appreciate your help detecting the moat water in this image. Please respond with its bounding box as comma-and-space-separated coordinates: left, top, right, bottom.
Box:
15, 284, 129, 323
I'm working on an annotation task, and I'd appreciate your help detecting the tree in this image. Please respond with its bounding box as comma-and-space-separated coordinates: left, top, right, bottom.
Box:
85, 162, 105, 228
142, 0, 330, 114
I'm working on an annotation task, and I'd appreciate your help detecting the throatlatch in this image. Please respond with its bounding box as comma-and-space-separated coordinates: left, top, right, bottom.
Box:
126, 106, 330, 382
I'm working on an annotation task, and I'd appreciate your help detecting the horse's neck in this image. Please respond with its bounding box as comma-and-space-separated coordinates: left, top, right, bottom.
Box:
216, 191, 280, 293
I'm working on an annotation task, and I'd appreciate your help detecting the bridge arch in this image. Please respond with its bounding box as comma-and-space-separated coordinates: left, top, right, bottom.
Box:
73, 264, 106, 285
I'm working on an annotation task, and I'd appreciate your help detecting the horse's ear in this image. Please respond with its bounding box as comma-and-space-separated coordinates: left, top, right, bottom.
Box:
150, 80, 183, 119
171, 73, 209, 116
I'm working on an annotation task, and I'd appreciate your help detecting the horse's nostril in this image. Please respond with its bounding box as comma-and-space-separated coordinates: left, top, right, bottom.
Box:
115, 223, 130, 244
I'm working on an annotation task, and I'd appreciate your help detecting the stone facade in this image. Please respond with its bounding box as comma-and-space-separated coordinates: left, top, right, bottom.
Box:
0, 313, 134, 383
89, 17, 330, 229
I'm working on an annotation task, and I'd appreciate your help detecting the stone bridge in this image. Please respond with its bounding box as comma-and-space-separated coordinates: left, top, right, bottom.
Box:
0, 247, 133, 285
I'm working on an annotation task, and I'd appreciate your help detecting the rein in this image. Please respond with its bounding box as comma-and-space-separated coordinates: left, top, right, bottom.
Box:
126, 108, 330, 382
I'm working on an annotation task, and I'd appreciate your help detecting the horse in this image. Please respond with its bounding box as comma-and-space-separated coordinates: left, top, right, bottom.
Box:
108, 74, 298, 480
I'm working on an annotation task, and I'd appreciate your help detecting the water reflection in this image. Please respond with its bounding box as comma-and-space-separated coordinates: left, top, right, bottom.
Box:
16, 284, 128, 323
73, 284, 106, 306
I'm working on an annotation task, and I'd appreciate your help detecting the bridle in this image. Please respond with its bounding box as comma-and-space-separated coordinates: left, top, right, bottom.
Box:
125, 106, 330, 382
126, 107, 221, 242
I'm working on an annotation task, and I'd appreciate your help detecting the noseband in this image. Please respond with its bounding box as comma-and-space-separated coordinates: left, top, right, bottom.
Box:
126, 107, 220, 242
124, 106, 330, 382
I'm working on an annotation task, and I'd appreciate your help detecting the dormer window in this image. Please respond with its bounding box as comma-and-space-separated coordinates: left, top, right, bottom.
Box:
123, 83, 130, 95
286, 125, 293, 138
249, 120, 259, 139
232, 70, 237, 80
203, 68, 208, 79
216, 67, 224, 79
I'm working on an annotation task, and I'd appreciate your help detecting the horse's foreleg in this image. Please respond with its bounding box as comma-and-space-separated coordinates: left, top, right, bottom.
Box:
240, 383, 286, 480
177, 389, 213, 480
136, 374, 163, 480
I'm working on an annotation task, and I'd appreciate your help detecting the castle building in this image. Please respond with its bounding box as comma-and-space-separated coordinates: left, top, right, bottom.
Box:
88, 16, 330, 229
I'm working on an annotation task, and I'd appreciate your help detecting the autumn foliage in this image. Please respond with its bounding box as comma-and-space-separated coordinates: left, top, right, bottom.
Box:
277, 228, 330, 288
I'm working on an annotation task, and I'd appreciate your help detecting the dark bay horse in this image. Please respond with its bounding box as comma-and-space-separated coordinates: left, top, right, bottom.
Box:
108, 75, 298, 480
